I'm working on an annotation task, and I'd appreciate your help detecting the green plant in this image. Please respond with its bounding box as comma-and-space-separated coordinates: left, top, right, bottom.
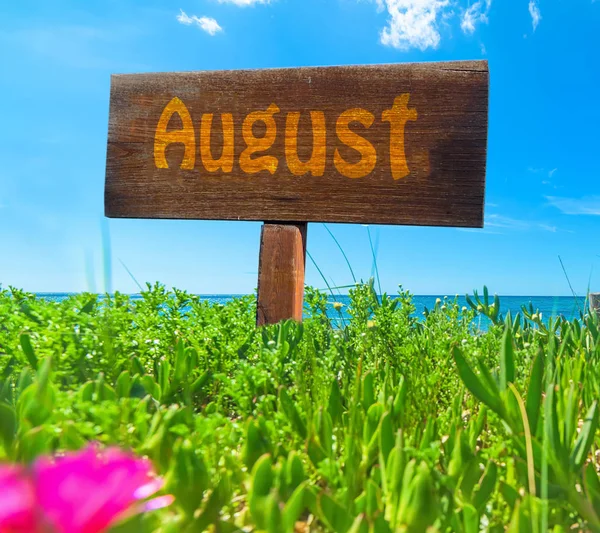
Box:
0, 283, 598, 531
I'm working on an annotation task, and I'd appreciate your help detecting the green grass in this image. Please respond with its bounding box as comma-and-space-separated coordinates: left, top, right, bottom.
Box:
0, 282, 599, 532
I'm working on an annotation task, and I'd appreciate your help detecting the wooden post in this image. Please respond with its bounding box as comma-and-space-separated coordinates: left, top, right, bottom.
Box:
104, 62, 489, 317
591, 293, 600, 317
256, 222, 307, 326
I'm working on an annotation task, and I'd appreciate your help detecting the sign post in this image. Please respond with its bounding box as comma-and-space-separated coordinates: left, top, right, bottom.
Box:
105, 60, 489, 325
256, 222, 307, 326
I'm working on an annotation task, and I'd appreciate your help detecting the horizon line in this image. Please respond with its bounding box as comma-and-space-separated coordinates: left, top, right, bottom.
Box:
14, 291, 592, 299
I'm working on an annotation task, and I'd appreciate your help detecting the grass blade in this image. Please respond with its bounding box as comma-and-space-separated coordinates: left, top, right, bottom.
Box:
499, 325, 515, 392
366, 226, 382, 299
571, 401, 598, 470
19, 334, 38, 370
453, 346, 503, 415
322, 224, 356, 284
525, 348, 544, 436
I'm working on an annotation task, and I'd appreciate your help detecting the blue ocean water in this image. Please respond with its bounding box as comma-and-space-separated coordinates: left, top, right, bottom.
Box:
34, 293, 589, 323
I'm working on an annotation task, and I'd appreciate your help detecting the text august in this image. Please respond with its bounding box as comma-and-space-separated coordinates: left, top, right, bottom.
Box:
154, 94, 418, 180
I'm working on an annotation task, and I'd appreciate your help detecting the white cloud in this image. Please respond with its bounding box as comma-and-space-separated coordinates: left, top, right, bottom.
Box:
218, 0, 270, 5
370, 0, 502, 50
377, 0, 450, 51
461, 0, 491, 34
459, 213, 558, 235
546, 196, 600, 216
486, 213, 558, 232
177, 10, 223, 35
197, 17, 222, 35
486, 214, 529, 230
529, 0, 541, 30
549, 168, 558, 177
458, 227, 504, 235
176, 10, 194, 24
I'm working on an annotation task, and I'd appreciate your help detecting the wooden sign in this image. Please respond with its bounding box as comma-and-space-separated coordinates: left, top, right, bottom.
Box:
105, 60, 488, 227
104, 60, 489, 324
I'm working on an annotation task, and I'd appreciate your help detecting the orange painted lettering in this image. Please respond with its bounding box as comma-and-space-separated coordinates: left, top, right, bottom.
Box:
154, 97, 196, 170
239, 104, 280, 175
285, 111, 326, 177
200, 113, 234, 173
382, 94, 417, 180
334, 109, 377, 179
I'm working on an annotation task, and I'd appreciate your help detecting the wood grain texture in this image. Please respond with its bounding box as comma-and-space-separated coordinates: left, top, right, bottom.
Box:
256, 223, 307, 325
105, 60, 488, 227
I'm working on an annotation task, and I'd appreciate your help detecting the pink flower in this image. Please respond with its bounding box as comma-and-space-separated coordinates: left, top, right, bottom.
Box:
0, 445, 173, 533
0, 464, 37, 533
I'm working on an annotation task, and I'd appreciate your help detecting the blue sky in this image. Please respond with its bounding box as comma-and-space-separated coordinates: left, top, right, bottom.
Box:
1, 0, 599, 296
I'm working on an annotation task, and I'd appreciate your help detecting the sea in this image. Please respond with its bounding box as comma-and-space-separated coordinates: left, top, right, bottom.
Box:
34, 293, 591, 326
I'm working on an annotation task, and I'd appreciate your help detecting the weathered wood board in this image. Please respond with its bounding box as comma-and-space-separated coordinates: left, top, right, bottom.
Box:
105, 60, 488, 227
256, 223, 307, 326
